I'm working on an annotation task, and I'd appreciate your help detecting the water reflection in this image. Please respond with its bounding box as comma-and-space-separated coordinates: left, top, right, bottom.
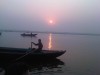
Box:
5, 62, 29, 75
48, 33, 52, 50
28, 59, 64, 74
0, 59, 64, 75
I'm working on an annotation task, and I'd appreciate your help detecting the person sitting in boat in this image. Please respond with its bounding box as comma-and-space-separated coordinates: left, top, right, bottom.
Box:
31, 39, 43, 52
31, 32, 32, 35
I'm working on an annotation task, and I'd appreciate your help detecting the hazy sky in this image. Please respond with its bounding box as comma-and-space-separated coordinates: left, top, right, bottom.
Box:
0, 0, 100, 33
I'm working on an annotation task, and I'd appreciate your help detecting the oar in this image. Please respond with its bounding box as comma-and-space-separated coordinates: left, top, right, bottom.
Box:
14, 49, 33, 62
12, 42, 36, 62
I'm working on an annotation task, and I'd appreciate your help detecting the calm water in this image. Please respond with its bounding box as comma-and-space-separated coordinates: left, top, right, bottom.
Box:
0, 32, 100, 75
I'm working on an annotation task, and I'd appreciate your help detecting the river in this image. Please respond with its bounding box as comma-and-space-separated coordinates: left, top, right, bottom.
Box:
0, 32, 100, 75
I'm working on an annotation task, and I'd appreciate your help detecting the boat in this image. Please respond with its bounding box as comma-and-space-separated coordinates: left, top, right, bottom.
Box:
0, 47, 66, 61
0, 32, 1, 35
21, 33, 37, 37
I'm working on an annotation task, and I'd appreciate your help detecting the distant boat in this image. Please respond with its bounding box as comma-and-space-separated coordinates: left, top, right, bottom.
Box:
21, 33, 37, 37
0, 47, 66, 61
0, 32, 1, 35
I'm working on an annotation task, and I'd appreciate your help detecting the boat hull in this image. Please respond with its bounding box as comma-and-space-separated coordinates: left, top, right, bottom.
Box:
0, 47, 66, 61
21, 33, 37, 37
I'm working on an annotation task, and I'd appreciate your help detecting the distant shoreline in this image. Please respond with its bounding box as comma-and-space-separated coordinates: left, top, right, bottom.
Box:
0, 29, 100, 36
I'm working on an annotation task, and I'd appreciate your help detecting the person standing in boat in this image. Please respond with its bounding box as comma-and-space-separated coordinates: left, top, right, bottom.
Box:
31, 39, 43, 52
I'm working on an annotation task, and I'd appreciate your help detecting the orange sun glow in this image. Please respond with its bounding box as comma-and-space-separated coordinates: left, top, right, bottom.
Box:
49, 20, 53, 24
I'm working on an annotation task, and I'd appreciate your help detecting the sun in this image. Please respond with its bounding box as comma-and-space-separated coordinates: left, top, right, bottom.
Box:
49, 20, 53, 24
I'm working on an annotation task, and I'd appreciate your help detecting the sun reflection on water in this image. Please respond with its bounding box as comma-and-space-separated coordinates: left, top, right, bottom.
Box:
48, 33, 52, 50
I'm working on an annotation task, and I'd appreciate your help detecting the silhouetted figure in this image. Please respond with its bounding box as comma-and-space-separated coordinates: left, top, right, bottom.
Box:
31, 39, 43, 52
31, 32, 32, 35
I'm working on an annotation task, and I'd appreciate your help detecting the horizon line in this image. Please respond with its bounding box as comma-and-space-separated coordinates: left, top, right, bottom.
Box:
0, 29, 100, 36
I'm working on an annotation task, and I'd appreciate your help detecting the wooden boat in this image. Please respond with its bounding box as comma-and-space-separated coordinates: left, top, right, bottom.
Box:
21, 33, 37, 37
0, 47, 66, 61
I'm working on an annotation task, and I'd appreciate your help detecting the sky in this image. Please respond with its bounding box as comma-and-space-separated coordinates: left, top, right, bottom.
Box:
0, 0, 100, 33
